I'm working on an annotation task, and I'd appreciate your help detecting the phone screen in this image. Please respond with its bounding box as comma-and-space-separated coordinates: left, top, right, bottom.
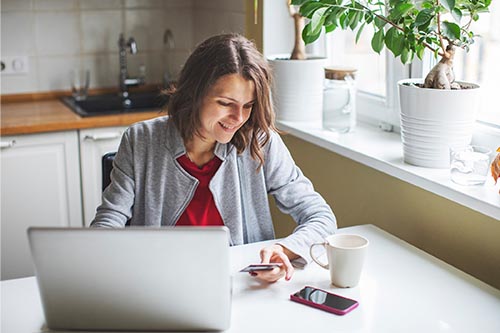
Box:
294, 286, 357, 311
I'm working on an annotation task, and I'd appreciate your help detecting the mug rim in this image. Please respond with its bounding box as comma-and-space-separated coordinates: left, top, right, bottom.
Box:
325, 234, 369, 250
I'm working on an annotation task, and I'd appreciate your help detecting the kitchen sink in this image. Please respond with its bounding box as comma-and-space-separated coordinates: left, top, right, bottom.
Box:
61, 91, 168, 117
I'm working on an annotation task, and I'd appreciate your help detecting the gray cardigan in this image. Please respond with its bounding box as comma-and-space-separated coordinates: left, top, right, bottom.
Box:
91, 116, 336, 264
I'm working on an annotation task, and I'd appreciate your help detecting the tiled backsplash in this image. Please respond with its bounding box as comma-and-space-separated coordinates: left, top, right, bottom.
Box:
1, 0, 245, 94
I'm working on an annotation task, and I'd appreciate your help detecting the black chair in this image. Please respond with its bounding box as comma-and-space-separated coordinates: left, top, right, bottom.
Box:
102, 152, 116, 191
101, 152, 130, 226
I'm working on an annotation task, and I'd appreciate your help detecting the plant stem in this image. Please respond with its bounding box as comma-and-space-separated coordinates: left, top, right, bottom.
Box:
435, 0, 449, 58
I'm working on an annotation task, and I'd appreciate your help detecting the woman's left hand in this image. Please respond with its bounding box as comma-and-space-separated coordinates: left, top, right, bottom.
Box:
251, 244, 297, 283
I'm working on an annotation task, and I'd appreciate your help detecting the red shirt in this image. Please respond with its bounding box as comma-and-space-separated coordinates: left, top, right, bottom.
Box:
175, 154, 224, 226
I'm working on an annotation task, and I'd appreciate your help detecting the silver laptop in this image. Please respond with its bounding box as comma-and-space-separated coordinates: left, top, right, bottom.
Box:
28, 227, 231, 331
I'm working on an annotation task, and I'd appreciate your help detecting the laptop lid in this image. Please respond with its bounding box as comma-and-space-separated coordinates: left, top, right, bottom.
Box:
28, 227, 231, 331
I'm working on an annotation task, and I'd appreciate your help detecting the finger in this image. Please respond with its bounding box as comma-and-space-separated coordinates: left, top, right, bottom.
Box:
255, 268, 285, 283
259, 247, 274, 264
274, 251, 294, 281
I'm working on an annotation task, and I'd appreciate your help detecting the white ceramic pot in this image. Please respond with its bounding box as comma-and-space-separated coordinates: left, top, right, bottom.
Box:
268, 55, 327, 123
398, 79, 480, 121
398, 79, 481, 168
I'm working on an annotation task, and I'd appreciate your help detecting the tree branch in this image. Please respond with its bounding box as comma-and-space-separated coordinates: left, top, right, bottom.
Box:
435, 0, 449, 58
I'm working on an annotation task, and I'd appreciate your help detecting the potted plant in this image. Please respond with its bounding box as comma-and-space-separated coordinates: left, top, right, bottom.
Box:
291, 0, 491, 167
268, 0, 327, 123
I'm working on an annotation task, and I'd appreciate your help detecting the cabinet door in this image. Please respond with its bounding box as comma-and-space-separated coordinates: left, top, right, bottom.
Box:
1, 131, 83, 280
79, 127, 125, 226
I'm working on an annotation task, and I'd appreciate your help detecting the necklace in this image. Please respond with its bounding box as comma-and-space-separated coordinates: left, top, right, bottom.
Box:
185, 150, 215, 168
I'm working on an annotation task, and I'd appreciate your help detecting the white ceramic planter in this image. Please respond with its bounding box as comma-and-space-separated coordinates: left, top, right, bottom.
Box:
268, 55, 327, 123
398, 79, 481, 168
398, 79, 480, 121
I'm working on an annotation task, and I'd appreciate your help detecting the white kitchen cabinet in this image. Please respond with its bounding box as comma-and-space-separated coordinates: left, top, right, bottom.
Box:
79, 126, 126, 226
0, 131, 83, 280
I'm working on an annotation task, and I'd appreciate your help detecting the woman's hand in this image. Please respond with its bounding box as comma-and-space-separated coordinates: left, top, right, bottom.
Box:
251, 244, 298, 283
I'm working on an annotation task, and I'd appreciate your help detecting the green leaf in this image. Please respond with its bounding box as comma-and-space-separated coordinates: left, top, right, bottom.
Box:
302, 22, 322, 44
391, 2, 415, 20
416, 44, 425, 60
371, 28, 385, 54
385, 27, 404, 57
415, 8, 434, 27
422, 1, 433, 9
388, 0, 401, 6
339, 12, 349, 29
374, 16, 387, 29
299, 2, 324, 18
365, 12, 374, 24
310, 6, 328, 34
355, 22, 366, 43
348, 10, 359, 30
441, 0, 455, 12
325, 23, 337, 33
324, 9, 338, 26
441, 21, 461, 40
401, 47, 413, 64
451, 8, 462, 23
291, 0, 309, 5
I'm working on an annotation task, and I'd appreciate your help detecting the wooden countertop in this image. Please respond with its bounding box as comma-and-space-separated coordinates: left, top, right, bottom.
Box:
1, 94, 165, 136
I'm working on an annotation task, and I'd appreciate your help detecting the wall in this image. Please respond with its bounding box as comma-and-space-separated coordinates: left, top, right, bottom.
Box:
261, 0, 326, 58
0, 0, 245, 94
271, 134, 500, 290
192, 0, 245, 46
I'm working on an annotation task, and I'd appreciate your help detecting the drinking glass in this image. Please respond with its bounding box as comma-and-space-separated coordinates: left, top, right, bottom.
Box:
71, 69, 90, 101
450, 145, 492, 185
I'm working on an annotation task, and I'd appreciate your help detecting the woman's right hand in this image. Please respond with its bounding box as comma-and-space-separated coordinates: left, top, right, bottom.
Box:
250, 244, 296, 283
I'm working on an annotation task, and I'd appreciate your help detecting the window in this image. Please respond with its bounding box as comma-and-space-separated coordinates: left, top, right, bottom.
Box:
326, 27, 386, 98
324, 7, 499, 132
452, 6, 500, 126
325, 29, 408, 128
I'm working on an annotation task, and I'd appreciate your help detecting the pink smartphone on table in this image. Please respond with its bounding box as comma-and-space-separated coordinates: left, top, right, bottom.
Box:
290, 286, 359, 315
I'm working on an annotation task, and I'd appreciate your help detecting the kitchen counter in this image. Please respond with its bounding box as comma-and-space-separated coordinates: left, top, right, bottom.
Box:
1, 95, 164, 136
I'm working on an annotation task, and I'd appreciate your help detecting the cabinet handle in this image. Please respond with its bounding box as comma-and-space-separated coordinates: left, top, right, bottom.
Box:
0, 140, 16, 149
84, 133, 122, 141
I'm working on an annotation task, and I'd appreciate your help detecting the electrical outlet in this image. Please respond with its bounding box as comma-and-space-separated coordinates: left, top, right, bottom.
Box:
1, 56, 29, 75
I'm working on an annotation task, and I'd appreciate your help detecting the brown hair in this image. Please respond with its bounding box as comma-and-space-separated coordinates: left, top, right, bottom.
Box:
166, 33, 276, 167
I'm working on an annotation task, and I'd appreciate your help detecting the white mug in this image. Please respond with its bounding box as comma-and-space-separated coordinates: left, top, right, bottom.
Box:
310, 234, 369, 288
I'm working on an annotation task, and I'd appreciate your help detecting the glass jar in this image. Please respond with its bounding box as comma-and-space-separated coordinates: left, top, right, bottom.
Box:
322, 67, 357, 133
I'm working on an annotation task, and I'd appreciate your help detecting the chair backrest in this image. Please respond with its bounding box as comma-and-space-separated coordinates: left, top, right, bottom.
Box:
101, 152, 130, 226
102, 152, 116, 191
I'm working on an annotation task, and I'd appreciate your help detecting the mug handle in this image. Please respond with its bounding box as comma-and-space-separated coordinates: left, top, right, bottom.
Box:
309, 242, 329, 270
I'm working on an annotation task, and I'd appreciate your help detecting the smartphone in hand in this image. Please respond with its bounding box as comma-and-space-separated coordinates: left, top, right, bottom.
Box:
239, 263, 283, 273
290, 286, 359, 315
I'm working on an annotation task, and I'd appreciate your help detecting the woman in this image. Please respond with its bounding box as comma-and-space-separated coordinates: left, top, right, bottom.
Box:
91, 34, 336, 282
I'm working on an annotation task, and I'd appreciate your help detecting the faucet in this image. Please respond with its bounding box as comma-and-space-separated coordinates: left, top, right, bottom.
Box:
163, 29, 175, 88
118, 33, 145, 104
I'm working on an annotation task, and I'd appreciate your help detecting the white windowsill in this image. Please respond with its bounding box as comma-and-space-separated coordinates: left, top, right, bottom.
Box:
277, 120, 500, 221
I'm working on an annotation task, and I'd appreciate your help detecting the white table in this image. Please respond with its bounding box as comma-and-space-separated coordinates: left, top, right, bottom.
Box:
2, 225, 500, 332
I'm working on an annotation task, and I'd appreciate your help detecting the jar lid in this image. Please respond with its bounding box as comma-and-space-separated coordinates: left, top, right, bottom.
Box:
324, 66, 357, 80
